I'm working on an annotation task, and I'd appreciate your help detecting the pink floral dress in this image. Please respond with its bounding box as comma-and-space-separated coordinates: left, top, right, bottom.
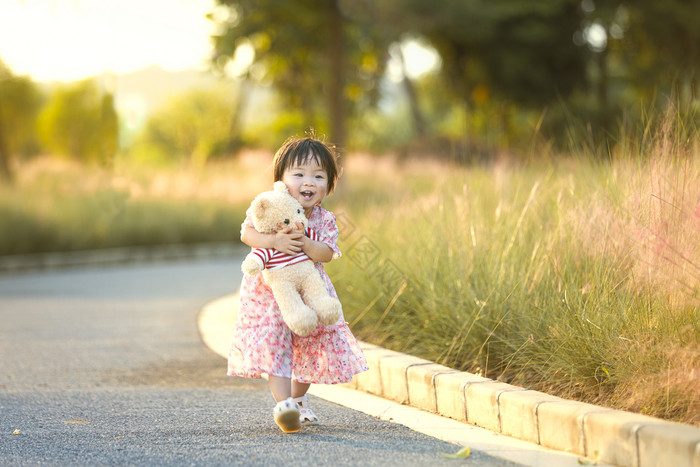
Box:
228, 205, 368, 384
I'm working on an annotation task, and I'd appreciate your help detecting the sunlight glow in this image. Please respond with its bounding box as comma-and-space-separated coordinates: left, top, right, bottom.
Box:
387, 39, 441, 83
584, 23, 607, 52
225, 41, 255, 77
0, 0, 217, 82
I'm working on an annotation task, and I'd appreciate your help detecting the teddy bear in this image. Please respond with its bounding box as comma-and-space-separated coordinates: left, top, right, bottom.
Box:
241, 181, 342, 337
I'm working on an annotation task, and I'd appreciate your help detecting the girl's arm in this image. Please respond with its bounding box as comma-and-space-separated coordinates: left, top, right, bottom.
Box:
240, 224, 304, 256
297, 221, 334, 263
300, 236, 334, 263
284, 221, 334, 263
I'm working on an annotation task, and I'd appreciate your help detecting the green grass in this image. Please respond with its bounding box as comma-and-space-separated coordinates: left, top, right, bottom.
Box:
0, 156, 256, 255
326, 126, 699, 426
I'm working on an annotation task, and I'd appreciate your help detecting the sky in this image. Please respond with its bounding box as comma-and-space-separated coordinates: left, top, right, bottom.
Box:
0, 0, 219, 82
0, 0, 440, 83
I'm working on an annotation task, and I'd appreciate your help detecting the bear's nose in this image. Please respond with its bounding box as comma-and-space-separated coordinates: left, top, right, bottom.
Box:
284, 219, 290, 225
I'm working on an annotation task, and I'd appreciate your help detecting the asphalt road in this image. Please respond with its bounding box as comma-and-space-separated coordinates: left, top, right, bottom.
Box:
0, 258, 523, 466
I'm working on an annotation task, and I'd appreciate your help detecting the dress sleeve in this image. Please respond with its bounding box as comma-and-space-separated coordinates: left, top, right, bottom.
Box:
317, 209, 342, 259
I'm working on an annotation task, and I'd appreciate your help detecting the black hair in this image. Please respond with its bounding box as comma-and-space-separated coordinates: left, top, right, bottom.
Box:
272, 136, 340, 194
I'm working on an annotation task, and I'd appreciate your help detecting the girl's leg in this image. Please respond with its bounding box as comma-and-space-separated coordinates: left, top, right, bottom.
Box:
268, 375, 293, 402
269, 375, 302, 433
291, 380, 311, 399
268, 376, 310, 401
269, 378, 318, 428
292, 383, 319, 426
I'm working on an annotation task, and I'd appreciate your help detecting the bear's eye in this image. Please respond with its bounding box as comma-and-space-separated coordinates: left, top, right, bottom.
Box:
284, 219, 290, 224
297, 209, 301, 214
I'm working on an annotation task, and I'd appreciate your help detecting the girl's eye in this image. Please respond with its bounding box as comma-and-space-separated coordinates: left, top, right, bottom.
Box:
315, 175, 325, 179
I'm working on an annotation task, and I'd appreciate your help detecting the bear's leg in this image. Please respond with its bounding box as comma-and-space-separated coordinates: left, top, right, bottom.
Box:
268, 280, 318, 337
301, 271, 342, 326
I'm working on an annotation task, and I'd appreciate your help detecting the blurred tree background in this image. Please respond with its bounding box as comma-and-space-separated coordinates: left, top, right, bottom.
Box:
0, 0, 698, 177
208, 0, 699, 158
37, 79, 119, 165
0, 60, 43, 182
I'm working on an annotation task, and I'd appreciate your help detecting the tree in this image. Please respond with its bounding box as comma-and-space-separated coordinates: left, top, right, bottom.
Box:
388, 0, 589, 109
569, 0, 700, 138
613, 1, 700, 104
133, 88, 238, 165
210, 0, 391, 148
37, 79, 118, 164
0, 61, 42, 182
99, 93, 119, 167
343, 0, 592, 153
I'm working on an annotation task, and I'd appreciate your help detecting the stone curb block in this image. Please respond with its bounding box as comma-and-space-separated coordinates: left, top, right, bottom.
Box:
406, 364, 458, 412
499, 389, 563, 444
351, 347, 403, 396
583, 410, 656, 466
636, 423, 700, 467
350, 348, 700, 467
434, 371, 492, 422
379, 355, 433, 404
464, 381, 524, 432
536, 400, 603, 455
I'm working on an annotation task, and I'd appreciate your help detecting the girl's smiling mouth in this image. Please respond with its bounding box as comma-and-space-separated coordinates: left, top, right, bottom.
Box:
300, 190, 315, 200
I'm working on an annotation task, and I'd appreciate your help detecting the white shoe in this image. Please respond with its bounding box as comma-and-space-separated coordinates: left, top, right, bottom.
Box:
293, 395, 319, 426
273, 397, 301, 433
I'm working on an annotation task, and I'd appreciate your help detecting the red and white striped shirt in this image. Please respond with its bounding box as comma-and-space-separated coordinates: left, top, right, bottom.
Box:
250, 227, 319, 270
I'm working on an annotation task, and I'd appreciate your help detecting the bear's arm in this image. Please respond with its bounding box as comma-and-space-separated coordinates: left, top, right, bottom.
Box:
240, 224, 276, 249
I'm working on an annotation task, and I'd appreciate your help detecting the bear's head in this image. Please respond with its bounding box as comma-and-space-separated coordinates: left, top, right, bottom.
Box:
249, 181, 308, 234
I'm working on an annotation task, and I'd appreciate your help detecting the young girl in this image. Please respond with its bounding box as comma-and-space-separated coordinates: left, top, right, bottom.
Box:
228, 136, 368, 433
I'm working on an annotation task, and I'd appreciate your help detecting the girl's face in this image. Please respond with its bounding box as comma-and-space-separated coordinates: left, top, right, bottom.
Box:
281, 155, 329, 217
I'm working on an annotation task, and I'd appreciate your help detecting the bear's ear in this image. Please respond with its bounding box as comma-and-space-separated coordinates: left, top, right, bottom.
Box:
273, 181, 289, 194
252, 197, 269, 219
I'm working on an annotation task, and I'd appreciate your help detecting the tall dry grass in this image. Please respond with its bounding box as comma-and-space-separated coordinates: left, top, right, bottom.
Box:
327, 114, 699, 425
0, 150, 274, 254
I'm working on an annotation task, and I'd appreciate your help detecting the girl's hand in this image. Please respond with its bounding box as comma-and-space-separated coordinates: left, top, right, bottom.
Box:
273, 225, 305, 255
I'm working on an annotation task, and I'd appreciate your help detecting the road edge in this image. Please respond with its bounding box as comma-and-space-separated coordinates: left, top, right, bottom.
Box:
199, 294, 700, 467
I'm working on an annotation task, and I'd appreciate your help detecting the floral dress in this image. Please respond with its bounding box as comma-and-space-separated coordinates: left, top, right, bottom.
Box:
228, 205, 368, 384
